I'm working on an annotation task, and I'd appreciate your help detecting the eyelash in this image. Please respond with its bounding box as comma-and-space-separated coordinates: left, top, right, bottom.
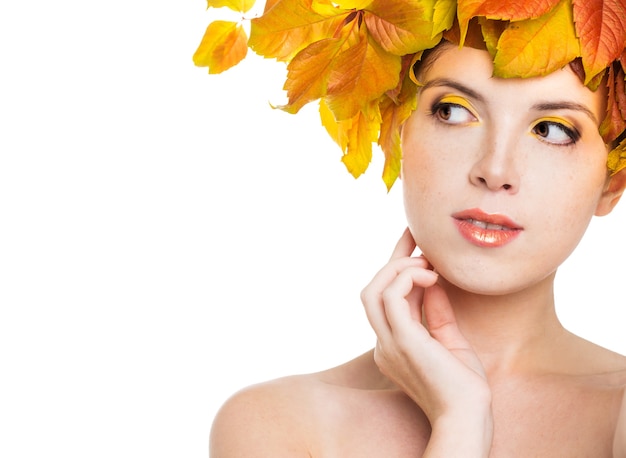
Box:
531, 120, 581, 146
428, 101, 477, 124
428, 100, 581, 147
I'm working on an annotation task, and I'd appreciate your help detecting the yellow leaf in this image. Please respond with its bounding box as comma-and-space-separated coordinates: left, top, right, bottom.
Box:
320, 99, 382, 179
493, 0, 580, 78
207, 0, 256, 13
249, 0, 348, 62
479, 18, 507, 57
311, 0, 344, 15
432, 0, 457, 38
408, 51, 425, 86
364, 0, 441, 55
320, 98, 349, 151
340, 102, 382, 179
333, 0, 373, 8
193, 21, 248, 74
325, 27, 402, 120
607, 137, 626, 174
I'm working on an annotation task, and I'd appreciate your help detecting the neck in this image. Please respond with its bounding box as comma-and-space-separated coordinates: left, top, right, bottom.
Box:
438, 272, 568, 378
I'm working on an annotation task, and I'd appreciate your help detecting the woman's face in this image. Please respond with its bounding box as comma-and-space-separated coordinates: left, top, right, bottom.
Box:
401, 45, 613, 295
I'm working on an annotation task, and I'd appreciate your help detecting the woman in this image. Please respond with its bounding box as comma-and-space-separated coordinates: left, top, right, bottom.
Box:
199, 1, 626, 455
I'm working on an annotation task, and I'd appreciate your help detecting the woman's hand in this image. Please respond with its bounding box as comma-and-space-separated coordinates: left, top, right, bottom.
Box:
361, 228, 493, 456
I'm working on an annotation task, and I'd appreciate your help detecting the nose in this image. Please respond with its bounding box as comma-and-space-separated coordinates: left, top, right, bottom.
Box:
470, 135, 520, 193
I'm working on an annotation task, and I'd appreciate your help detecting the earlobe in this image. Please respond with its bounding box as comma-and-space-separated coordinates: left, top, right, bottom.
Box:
595, 169, 626, 216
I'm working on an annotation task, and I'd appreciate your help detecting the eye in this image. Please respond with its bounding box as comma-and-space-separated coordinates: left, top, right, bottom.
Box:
531, 119, 580, 145
429, 96, 478, 125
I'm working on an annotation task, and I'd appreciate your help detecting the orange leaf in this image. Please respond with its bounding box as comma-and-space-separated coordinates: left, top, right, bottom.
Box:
615, 66, 626, 120
207, 0, 256, 13
193, 21, 248, 74
379, 96, 404, 190
378, 65, 418, 190
279, 37, 346, 114
493, 0, 580, 78
325, 27, 402, 120
572, 0, 626, 84
457, 0, 560, 45
443, 17, 489, 50
600, 64, 626, 142
248, 0, 348, 62
363, 0, 441, 55
263, 0, 281, 11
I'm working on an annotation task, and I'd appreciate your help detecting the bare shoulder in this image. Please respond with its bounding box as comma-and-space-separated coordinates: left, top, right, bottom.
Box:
209, 350, 389, 458
614, 385, 626, 457
209, 374, 319, 457
572, 336, 626, 457
563, 331, 626, 378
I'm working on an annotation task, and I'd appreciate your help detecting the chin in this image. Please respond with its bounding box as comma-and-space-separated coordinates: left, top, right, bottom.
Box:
431, 257, 555, 298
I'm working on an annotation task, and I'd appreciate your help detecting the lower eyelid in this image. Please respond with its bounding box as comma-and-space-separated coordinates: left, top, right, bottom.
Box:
531, 120, 580, 144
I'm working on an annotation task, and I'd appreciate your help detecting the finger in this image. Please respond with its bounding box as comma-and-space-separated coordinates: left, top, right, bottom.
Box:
423, 284, 472, 352
362, 290, 393, 343
362, 257, 431, 343
382, 267, 438, 335
364, 256, 429, 300
389, 227, 417, 261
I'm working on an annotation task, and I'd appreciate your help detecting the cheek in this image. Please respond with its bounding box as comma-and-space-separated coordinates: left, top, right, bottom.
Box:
401, 124, 473, 210
528, 169, 605, 262
401, 146, 459, 250
401, 120, 452, 191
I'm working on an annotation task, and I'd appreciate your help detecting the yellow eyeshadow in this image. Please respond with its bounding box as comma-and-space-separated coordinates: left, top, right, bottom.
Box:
532, 116, 576, 131
438, 95, 478, 117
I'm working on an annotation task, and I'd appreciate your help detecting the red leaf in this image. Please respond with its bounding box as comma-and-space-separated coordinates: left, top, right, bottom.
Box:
457, 0, 560, 44
572, 0, 626, 84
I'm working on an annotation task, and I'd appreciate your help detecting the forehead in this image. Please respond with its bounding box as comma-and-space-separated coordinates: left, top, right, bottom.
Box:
418, 45, 606, 121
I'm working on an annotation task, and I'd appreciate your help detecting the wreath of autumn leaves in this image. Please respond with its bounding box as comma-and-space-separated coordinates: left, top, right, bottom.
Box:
195, 0, 626, 190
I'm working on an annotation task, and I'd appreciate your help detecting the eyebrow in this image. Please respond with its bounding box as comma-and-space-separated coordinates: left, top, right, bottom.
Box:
420, 78, 486, 103
421, 78, 599, 125
531, 102, 598, 125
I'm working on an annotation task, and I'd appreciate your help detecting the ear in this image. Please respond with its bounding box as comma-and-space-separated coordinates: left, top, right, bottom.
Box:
596, 168, 626, 216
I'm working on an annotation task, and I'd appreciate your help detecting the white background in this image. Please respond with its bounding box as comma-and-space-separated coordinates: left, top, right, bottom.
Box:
0, 1, 624, 457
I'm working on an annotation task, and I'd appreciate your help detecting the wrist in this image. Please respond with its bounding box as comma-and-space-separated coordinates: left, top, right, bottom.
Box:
425, 401, 494, 457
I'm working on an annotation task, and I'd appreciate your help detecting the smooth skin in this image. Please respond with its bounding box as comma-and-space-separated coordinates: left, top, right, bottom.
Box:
210, 45, 626, 457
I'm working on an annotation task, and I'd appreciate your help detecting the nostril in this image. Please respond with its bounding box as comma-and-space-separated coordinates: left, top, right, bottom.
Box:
477, 177, 512, 190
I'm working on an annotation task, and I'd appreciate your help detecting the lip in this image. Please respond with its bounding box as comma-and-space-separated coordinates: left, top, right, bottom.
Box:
452, 208, 523, 248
